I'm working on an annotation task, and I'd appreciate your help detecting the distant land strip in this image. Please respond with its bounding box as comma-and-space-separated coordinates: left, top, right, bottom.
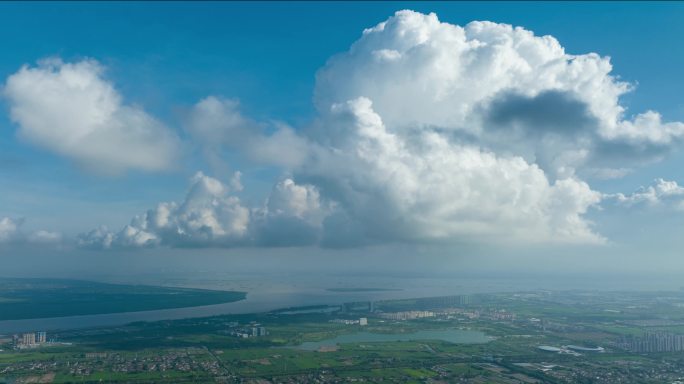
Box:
0, 278, 246, 321
326, 288, 403, 292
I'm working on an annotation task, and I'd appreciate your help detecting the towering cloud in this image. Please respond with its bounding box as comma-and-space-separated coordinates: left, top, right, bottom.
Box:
300, 98, 603, 245
3, 58, 180, 174
80, 10, 684, 249
315, 11, 684, 178
85, 96, 603, 249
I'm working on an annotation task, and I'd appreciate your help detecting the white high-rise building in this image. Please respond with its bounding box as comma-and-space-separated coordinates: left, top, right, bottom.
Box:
22, 333, 35, 345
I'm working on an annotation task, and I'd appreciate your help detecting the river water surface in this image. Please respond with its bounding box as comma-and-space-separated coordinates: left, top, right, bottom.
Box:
0, 274, 672, 334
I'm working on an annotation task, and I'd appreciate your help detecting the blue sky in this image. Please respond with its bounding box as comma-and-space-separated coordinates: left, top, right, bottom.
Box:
1, 2, 684, 273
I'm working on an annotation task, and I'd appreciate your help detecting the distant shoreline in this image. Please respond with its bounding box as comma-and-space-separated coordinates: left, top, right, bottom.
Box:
326, 288, 403, 292
0, 277, 246, 322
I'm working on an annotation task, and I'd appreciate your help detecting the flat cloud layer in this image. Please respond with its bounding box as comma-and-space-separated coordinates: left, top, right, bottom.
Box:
3, 58, 180, 174
77, 10, 684, 249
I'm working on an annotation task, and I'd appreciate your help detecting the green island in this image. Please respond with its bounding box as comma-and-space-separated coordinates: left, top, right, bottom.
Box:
0, 278, 246, 320
3, 290, 684, 383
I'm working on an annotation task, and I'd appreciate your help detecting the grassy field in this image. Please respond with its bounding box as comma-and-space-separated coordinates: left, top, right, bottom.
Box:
0, 278, 246, 320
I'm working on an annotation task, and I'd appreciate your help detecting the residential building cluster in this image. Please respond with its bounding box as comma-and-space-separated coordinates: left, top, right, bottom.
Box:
441, 308, 480, 319
621, 332, 684, 352
230, 326, 268, 338
379, 311, 435, 321
329, 317, 368, 326
217, 320, 269, 338
488, 309, 516, 321
13, 331, 47, 349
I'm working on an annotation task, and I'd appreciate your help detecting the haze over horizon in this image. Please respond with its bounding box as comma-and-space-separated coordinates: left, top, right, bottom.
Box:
2, 2, 684, 283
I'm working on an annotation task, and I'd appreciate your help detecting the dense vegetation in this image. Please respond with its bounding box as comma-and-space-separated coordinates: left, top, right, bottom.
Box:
3, 290, 684, 382
0, 278, 246, 320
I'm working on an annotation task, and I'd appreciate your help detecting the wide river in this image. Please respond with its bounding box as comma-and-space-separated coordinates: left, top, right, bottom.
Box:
0, 274, 672, 334
0, 277, 464, 333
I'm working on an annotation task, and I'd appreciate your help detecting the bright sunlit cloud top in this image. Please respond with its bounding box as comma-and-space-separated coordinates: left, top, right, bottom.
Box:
1, 3, 684, 272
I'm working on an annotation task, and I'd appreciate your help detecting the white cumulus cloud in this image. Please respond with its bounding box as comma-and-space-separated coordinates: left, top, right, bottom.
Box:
79, 172, 330, 249
81, 10, 684, 250
79, 172, 250, 248
3, 58, 181, 174
315, 10, 684, 178
299, 98, 603, 245
0, 217, 61, 245
185, 96, 310, 170
609, 178, 684, 210
0, 217, 21, 243
251, 178, 331, 247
